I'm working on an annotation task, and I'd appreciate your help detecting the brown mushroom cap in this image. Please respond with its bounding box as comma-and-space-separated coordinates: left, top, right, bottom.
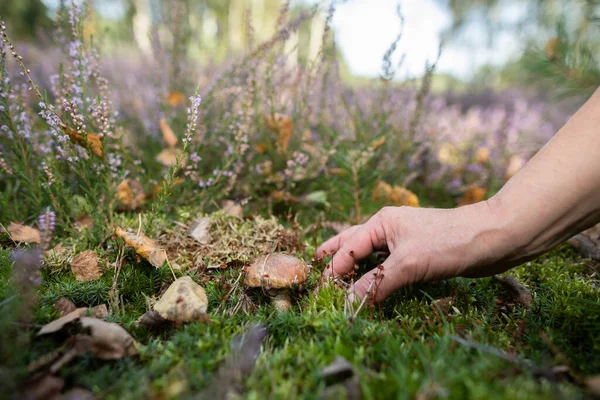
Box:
244, 253, 310, 289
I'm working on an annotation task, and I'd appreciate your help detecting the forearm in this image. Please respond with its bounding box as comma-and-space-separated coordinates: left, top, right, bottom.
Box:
491, 87, 600, 261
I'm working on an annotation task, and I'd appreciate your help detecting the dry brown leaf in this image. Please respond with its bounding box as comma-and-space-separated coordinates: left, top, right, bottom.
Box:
89, 304, 109, 319
189, 217, 211, 244
65, 127, 104, 158
458, 185, 487, 206
166, 90, 185, 107
8, 222, 41, 243
153, 276, 209, 323
76, 216, 94, 229
159, 117, 178, 148
270, 190, 300, 204
264, 113, 293, 153
116, 179, 146, 211
156, 147, 186, 167
71, 250, 103, 282
114, 227, 167, 268
55, 298, 77, 316
79, 317, 138, 359
371, 136, 386, 151
221, 200, 243, 217
388, 186, 420, 207
136, 311, 172, 329
38, 308, 88, 335
494, 275, 533, 309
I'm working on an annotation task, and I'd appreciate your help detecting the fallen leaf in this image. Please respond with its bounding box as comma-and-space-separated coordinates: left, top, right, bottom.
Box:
38, 308, 88, 335
114, 227, 167, 268
79, 317, 138, 359
136, 311, 172, 329
159, 117, 178, 148
20, 373, 64, 400
7, 222, 41, 243
586, 374, 600, 397
388, 186, 419, 207
458, 185, 486, 206
189, 217, 211, 244
156, 147, 186, 167
116, 179, 146, 211
76, 216, 94, 229
264, 113, 293, 153
321, 356, 354, 384
71, 250, 103, 282
89, 304, 109, 319
65, 127, 103, 158
165, 90, 185, 107
494, 275, 533, 308
55, 298, 77, 316
153, 276, 209, 323
221, 200, 243, 217
270, 190, 300, 204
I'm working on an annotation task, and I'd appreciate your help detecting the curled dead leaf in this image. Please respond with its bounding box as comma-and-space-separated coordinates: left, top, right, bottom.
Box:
166, 90, 185, 107
458, 185, 486, 206
159, 117, 178, 148
189, 217, 211, 244
114, 227, 167, 268
264, 113, 293, 153
38, 308, 88, 335
116, 179, 146, 211
55, 298, 77, 316
7, 222, 41, 243
65, 127, 104, 158
71, 250, 103, 282
153, 276, 209, 323
79, 317, 138, 359
221, 200, 243, 217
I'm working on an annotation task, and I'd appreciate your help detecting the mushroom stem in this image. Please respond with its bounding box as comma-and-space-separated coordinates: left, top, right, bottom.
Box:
270, 290, 291, 312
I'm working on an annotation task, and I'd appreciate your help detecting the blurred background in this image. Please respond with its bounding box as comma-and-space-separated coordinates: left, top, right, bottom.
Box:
3, 0, 599, 93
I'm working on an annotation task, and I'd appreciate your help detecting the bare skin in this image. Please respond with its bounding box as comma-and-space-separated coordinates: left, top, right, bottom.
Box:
317, 87, 600, 303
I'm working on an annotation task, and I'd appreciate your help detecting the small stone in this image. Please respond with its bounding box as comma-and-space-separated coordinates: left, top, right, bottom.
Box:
153, 276, 209, 323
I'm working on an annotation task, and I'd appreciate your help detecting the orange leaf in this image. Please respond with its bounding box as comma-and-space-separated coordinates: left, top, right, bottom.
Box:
255, 142, 268, 154
388, 186, 420, 207
116, 179, 146, 211
165, 91, 185, 107
264, 113, 293, 153
458, 185, 487, 206
159, 118, 178, 148
371, 136, 386, 150
65, 127, 104, 158
71, 250, 103, 282
7, 222, 41, 243
371, 181, 393, 203
114, 227, 167, 268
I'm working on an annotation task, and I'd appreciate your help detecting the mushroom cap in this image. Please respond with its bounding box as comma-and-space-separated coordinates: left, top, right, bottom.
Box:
244, 253, 310, 289
153, 276, 208, 322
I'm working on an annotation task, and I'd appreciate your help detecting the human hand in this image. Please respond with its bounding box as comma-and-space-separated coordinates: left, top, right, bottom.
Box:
316, 199, 517, 303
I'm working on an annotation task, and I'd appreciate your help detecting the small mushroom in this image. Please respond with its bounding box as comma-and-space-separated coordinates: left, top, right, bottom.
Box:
244, 253, 310, 311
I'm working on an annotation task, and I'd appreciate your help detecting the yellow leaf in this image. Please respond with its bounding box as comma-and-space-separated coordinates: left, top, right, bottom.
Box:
388, 186, 420, 207
458, 185, 487, 206
114, 227, 167, 268
264, 113, 293, 153
8, 222, 41, 243
159, 118, 178, 148
371, 136, 386, 150
116, 179, 146, 211
165, 91, 185, 107
371, 181, 393, 203
65, 127, 104, 158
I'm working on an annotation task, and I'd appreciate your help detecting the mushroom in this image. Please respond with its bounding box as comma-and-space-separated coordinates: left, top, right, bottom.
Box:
244, 253, 310, 311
